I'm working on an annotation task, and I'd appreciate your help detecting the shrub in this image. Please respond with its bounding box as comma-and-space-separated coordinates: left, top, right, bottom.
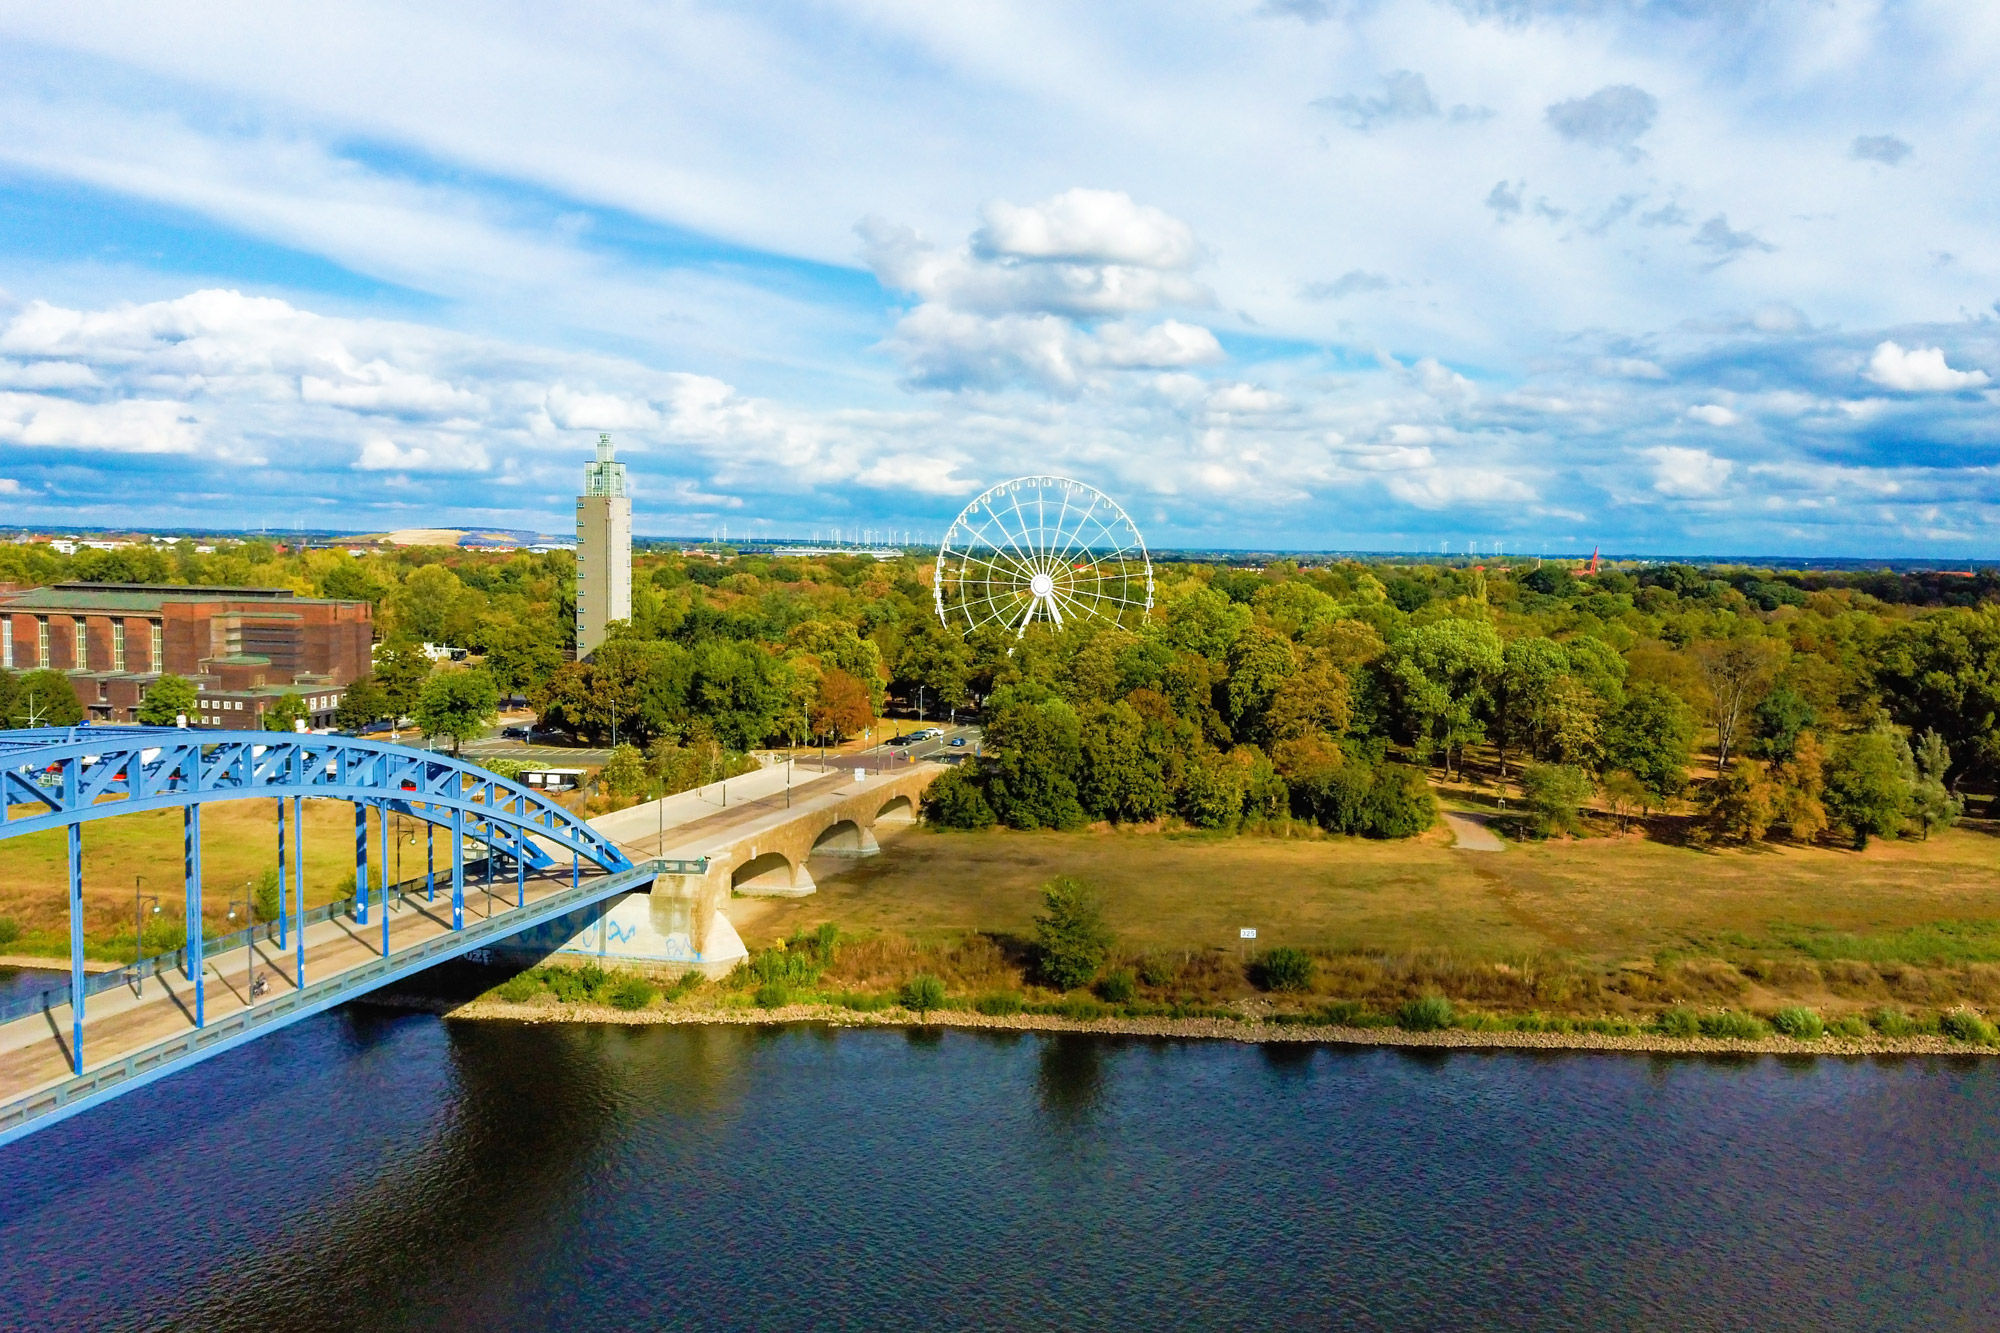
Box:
1698, 1010, 1767, 1040
899, 973, 947, 1015
1520, 763, 1593, 838
1940, 1008, 1998, 1045
0, 916, 18, 946
1059, 994, 1106, 1023
667, 972, 705, 1002
1256, 947, 1315, 993
1770, 1006, 1824, 1040
1034, 876, 1112, 991
1828, 1015, 1869, 1039
609, 975, 658, 1011
836, 991, 891, 1012
1136, 953, 1176, 987
1654, 1006, 1701, 1038
755, 980, 792, 1009
495, 973, 540, 1004
1095, 969, 1137, 1004
974, 992, 1023, 1016
1397, 994, 1455, 1032
1871, 1006, 1919, 1038
541, 964, 606, 1004
1316, 999, 1371, 1026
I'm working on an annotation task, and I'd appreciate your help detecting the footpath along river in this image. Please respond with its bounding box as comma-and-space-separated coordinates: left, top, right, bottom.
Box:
0, 1011, 1995, 1331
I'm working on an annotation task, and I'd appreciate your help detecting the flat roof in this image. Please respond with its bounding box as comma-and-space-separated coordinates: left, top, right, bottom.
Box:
0, 582, 361, 613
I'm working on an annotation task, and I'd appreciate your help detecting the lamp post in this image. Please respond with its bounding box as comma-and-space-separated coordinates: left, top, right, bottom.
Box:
133, 876, 160, 995
225, 895, 254, 1006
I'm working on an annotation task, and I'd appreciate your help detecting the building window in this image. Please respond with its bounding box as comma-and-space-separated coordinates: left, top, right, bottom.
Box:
150, 622, 163, 674
1, 618, 10, 669
37, 618, 49, 668
113, 622, 126, 672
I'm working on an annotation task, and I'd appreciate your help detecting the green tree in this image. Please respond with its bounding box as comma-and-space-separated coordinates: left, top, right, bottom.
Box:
1825, 722, 1915, 848
415, 667, 500, 754
1179, 746, 1250, 829
262, 692, 311, 732
1873, 609, 2000, 786
1223, 626, 1298, 742
372, 639, 433, 722
137, 673, 199, 725
1692, 636, 1780, 772
1380, 618, 1502, 777
334, 676, 388, 731
921, 764, 998, 829
1749, 685, 1817, 762
893, 622, 973, 712
1157, 584, 1252, 660
1520, 762, 1592, 837
1911, 729, 1962, 839
8, 669, 82, 727
600, 743, 648, 799
1263, 659, 1352, 741
1034, 875, 1112, 990
1601, 683, 1695, 803
983, 692, 1085, 830
1077, 700, 1169, 822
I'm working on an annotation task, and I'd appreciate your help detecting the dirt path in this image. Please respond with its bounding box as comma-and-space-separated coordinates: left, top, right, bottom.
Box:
1441, 810, 1505, 852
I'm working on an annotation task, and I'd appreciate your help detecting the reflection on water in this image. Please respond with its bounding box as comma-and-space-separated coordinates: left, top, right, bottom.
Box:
2, 1016, 1998, 1331
0, 965, 66, 1007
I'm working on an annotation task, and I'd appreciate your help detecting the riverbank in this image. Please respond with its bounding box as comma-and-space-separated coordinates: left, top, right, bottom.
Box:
359, 990, 2000, 1058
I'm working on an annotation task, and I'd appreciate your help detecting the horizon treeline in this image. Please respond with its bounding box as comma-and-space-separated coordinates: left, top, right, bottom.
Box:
2, 539, 1997, 845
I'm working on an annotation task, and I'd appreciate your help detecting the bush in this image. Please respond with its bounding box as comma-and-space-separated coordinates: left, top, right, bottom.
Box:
1871, 1006, 1920, 1038
1940, 1008, 1998, 1045
1654, 1006, 1701, 1038
1520, 763, 1593, 838
0, 916, 18, 947
1034, 876, 1113, 990
1136, 953, 1176, 987
1698, 1010, 1767, 1040
836, 991, 891, 1012
1059, 994, 1106, 1023
1770, 1006, 1824, 1040
541, 964, 606, 1004
922, 764, 998, 829
1828, 1015, 1869, 1039
1256, 947, 1315, 993
1397, 994, 1455, 1032
974, 991, 1023, 1016
1095, 969, 1136, 1004
755, 980, 792, 1009
1316, 1000, 1374, 1026
899, 973, 947, 1014
609, 975, 658, 1011
495, 973, 540, 1004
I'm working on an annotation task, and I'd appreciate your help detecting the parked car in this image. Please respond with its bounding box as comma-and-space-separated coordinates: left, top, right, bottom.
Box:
502, 725, 534, 741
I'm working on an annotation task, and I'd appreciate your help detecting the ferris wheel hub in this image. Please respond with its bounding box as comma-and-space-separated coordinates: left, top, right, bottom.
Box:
1030, 572, 1055, 597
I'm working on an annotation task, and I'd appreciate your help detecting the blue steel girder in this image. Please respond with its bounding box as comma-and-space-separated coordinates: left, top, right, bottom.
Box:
0, 728, 630, 874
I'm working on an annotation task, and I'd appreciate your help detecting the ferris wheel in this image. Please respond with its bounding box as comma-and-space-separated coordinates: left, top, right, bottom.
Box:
934, 476, 1154, 636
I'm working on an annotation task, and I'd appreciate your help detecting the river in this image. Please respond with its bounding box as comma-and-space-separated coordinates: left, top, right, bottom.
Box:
1, 1011, 1994, 1331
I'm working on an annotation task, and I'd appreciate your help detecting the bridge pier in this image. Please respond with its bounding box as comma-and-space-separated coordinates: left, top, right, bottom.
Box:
353, 803, 368, 926
185, 803, 203, 1028
276, 798, 288, 950
451, 807, 465, 930
67, 823, 83, 1075
291, 795, 306, 986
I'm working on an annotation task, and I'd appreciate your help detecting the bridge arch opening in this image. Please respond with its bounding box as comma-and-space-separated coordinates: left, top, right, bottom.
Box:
874, 795, 916, 826
811, 819, 879, 857
732, 850, 813, 896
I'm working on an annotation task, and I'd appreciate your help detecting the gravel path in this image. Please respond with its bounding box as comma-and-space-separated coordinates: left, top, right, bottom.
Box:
1441, 810, 1505, 851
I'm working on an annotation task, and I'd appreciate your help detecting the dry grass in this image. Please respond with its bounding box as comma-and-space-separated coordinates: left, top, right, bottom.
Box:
730, 820, 2000, 1015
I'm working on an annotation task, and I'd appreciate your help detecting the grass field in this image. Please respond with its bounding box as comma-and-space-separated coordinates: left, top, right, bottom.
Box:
731, 820, 2000, 1015
1, 800, 428, 955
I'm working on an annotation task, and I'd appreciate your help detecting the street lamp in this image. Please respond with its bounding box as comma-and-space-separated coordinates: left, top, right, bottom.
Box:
133, 876, 160, 995
226, 894, 256, 1006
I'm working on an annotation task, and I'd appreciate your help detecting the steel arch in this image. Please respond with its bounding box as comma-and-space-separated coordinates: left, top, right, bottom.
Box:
0, 727, 631, 874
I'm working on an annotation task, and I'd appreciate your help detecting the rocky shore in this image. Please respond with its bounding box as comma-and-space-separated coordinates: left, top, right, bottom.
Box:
358, 991, 2000, 1058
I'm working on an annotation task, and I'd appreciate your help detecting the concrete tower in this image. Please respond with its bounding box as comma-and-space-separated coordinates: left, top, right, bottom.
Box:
575, 432, 631, 659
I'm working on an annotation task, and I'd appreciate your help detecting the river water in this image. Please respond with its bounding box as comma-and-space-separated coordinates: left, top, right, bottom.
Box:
1, 1012, 1995, 1331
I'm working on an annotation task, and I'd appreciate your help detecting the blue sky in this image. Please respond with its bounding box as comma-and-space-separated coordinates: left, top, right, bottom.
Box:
0, 1, 1997, 555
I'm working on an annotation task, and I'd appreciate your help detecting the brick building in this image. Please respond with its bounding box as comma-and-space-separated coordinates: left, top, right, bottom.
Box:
0, 583, 372, 727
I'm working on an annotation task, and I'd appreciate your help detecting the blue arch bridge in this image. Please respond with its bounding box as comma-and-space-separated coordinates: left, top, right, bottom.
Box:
0, 727, 701, 1147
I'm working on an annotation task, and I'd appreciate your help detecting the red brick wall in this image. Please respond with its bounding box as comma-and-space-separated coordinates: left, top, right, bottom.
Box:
48, 615, 76, 670
82, 616, 114, 673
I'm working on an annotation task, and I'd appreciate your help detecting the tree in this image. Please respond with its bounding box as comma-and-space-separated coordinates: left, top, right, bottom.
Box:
1602, 770, 1649, 832
1379, 618, 1502, 778
1692, 637, 1779, 772
921, 765, 997, 829
1824, 722, 1915, 848
894, 623, 973, 712
1264, 659, 1352, 742
1602, 683, 1695, 803
1034, 876, 1112, 990
1179, 747, 1250, 829
810, 667, 873, 743
983, 693, 1085, 830
1749, 685, 1816, 761
372, 639, 433, 723
1699, 760, 1777, 843
8, 669, 82, 727
262, 692, 311, 732
137, 673, 199, 725
1911, 729, 1963, 839
1223, 626, 1298, 742
1077, 700, 1169, 823
600, 744, 649, 800
1770, 731, 1829, 843
1520, 762, 1592, 837
1873, 609, 2000, 787
334, 676, 389, 731
415, 667, 500, 754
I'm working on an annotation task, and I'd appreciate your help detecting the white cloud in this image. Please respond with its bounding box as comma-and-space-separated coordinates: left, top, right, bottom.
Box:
1386, 467, 1535, 508
1205, 383, 1290, 414
0, 478, 27, 494
1648, 446, 1733, 497
0, 392, 198, 453
1686, 403, 1739, 426
1865, 341, 1990, 392
973, 189, 1199, 270
544, 385, 663, 431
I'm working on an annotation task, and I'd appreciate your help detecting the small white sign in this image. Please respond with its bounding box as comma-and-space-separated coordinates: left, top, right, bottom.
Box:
1239, 928, 1257, 940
